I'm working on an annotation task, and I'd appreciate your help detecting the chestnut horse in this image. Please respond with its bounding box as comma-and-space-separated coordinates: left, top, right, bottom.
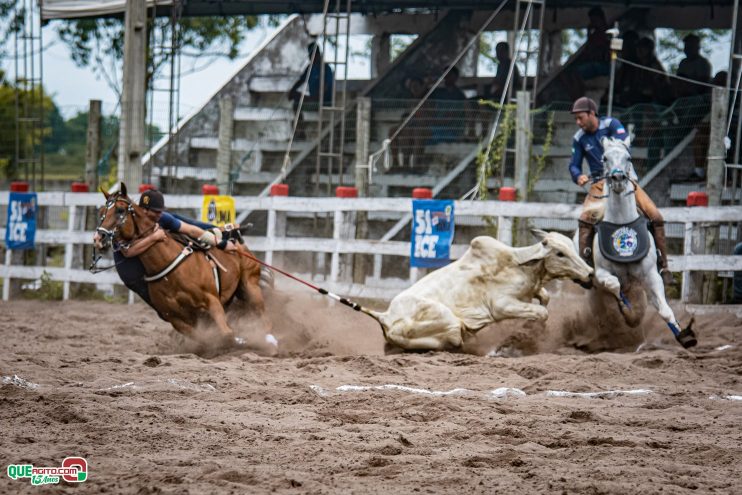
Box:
93, 184, 271, 350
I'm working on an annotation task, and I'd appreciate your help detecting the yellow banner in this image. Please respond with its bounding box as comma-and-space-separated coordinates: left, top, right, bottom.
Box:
201, 195, 235, 227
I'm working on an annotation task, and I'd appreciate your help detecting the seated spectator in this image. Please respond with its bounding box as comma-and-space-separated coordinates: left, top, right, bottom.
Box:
288, 42, 334, 111
429, 67, 467, 144
488, 42, 521, 101
685, 70, 729, 182
614, 30, 639, 107
389, 76, 431, 170
562, 7, 611, 100
619, 36, 672, 107
675, 34, 712, 98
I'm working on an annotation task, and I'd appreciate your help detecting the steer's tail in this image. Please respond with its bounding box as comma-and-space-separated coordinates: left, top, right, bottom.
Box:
358, 307, 388, 337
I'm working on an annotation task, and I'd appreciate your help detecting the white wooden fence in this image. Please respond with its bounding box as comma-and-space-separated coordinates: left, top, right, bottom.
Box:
1, 191, 741, 302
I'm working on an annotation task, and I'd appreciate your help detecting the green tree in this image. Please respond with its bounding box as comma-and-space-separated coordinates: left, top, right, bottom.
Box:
55, 14, 260, 96
0, 70, 56, 180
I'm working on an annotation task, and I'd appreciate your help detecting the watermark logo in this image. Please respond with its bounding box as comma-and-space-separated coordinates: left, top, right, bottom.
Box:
7, 457, 88, 486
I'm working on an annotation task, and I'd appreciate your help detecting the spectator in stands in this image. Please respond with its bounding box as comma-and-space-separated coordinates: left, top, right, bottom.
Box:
562, 7, 611, 100
488, 42, 521, 101
429, 66, 467, 144
685, 71, 729, 182
288, 42, 334, 111
620, 36, 672, 107
675, 34, 712, 98
389, 76, 431, 170
614, 30, 639, 107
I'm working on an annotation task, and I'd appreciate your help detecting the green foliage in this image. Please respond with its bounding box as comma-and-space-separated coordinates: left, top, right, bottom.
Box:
0, 77, 56, 180
22, 271, 63, 301
55, 14, 260, 94
475, 101, 515, 235
527, 110, 555, 196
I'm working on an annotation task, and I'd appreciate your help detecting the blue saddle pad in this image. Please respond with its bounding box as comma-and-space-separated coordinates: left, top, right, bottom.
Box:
596, 217, 651, 263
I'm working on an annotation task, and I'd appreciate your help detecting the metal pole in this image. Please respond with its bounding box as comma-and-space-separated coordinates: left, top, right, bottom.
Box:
606, 23, 621, 118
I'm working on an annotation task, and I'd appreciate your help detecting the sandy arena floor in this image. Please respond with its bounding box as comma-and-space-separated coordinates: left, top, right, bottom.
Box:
0, 286, 741, 494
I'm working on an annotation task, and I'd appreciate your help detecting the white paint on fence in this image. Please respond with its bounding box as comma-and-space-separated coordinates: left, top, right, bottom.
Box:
2, 191, 741, 303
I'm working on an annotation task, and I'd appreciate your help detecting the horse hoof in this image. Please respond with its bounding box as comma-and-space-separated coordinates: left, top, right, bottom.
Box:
676, 328, 698, 349
265, 334, 278, 347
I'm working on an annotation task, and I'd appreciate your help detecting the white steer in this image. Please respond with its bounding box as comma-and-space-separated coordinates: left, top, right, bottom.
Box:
365, 230, 593, 351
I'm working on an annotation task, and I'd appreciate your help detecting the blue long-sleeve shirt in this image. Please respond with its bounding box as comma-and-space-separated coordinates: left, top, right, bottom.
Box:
568, 116, 630, 183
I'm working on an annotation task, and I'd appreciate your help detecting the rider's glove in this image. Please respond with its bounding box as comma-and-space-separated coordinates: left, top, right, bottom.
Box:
197, 231, 217, 248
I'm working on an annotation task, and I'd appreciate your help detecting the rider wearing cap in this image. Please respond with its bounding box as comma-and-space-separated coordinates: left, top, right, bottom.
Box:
105, 189, 235, 310
570, 96, 673, 285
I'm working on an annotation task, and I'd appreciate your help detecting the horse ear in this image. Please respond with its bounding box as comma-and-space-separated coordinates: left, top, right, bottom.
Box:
120, 182, 128, 196
100, 187, 110, 200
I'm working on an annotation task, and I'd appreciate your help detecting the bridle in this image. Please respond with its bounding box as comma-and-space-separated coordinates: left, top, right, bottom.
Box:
90, 194, 155, 273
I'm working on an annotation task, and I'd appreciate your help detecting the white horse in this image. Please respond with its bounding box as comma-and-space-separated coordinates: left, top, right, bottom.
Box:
579, 137, 697, 348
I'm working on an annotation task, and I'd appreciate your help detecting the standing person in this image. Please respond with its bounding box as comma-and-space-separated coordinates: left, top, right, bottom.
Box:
94, 189, 236, 310
676, 33, 712, 97
288, 42, 334, 111
569, 97, 673, 285
488, 42, 521, 101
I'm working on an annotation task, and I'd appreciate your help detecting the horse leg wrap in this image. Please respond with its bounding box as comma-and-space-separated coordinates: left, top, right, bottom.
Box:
578, 220, 596, 266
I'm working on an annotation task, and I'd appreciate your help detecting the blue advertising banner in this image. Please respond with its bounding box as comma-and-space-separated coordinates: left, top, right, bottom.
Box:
410, 199, 454, 268
5, 192, 37, 250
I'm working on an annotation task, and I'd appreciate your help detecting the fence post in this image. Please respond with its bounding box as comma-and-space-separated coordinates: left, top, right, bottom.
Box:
266, 184, 288, 266
682, 192, 708, 303
514, 90, 531, 246
497, 187, 516, 246
216, 95, 234, 194
353, 97, 372, 284
702, 87, 729, 303
332, 187, 357, 283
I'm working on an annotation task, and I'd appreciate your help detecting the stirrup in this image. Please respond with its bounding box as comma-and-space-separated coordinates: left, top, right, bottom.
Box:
581, 247, 594, 268
660, 269, 674, 286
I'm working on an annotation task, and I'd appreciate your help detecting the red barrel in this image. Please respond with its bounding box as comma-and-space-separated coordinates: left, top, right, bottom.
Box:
139, 183, 156, 193
270, 183, 289, 196
202, 184, 219, 195
687, 191, 708, 207
412, 187, 433, 199
71, 182, 89, 193
10, 181, 29, 192
336, 186, 358, 198
499, 186, 517, 201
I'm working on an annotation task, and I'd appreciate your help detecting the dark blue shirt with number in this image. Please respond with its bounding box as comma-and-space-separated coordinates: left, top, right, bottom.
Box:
568, 116, 630, 183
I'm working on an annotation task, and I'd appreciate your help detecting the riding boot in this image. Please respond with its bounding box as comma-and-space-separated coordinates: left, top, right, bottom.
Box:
578, 220, 596, 267
651, 221, 674, 286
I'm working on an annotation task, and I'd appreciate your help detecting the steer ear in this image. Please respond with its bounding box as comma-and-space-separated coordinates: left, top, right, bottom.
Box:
531, 229, 548, 241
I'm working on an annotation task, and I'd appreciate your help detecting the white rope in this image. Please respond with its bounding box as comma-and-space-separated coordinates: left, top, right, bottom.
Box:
462, 0, 534, 201
616, 56, 734, 92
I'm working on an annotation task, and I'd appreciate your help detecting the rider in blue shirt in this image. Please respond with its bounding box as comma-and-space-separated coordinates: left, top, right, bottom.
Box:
570, 97, 673, 286
109, 189, 234, 310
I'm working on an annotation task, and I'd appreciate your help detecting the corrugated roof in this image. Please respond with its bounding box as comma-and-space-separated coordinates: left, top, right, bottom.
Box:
41, 0, 737, 20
